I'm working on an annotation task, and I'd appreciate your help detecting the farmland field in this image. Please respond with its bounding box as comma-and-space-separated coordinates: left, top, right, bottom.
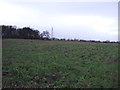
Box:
2, 39, 118, 88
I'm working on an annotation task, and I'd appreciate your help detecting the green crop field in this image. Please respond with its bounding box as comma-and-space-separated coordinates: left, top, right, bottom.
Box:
2, 39, 118, 88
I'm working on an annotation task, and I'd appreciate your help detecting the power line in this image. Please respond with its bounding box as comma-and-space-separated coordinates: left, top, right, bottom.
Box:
51, 27, 53, 39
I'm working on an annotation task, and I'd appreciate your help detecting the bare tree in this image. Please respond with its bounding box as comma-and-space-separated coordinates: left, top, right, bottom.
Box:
41, 31, 50, 40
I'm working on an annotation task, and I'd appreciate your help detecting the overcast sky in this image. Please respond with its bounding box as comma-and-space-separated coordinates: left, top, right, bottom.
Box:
0, 0, 118, 41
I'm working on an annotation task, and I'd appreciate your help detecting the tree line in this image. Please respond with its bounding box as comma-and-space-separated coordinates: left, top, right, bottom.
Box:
1, 25, 50, 40
1, 25, 119, 43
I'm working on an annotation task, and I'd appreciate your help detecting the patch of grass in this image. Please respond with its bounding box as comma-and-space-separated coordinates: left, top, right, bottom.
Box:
2, 39, 118, 88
